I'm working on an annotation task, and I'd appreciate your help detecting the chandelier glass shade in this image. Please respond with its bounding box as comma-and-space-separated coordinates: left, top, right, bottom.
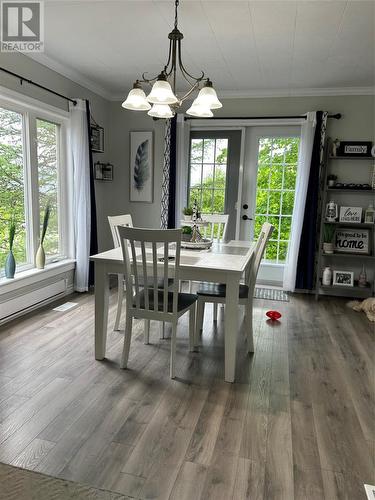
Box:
121, 0, 222, 118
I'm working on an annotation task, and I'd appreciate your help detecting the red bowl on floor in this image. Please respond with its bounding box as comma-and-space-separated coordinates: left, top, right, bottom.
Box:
266, 310, 282, 321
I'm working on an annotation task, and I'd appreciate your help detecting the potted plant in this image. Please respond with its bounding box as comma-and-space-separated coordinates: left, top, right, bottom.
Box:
322, 223, 335, 254
327, 174, 337, 187
36, 203, 51, 269
182, 207, 193, 221
5, 218, 16, 279
181, 225, 193, 241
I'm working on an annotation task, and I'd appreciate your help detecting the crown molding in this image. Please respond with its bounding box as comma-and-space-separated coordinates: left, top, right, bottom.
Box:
216, 87, 375, 98
23, 53, 375, 102
25, 53, 113, 101
112, 86, 375, 101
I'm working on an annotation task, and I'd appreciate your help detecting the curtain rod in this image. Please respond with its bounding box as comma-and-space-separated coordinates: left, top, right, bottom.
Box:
0, 67, 77, 106
185, 113, 341, 121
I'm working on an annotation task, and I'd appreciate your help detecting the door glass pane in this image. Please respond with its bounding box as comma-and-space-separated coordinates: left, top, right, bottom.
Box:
0, 107, 27, 270
188, 137, 228, 214
37, 119, 60, 259
254, 136, 300, 263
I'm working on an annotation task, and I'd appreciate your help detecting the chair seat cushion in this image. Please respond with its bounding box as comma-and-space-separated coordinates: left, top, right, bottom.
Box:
196, 282, 249, 299
134, 290, 197, 313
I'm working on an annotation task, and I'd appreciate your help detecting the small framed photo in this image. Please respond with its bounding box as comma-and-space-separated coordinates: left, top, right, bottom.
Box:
94, 162, 113, 181
339, 206, 362, 223
91, 125, 104, 153
333, 270, 354, 287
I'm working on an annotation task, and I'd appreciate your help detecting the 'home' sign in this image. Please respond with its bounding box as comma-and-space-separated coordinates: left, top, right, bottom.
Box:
334, 228, 370, 254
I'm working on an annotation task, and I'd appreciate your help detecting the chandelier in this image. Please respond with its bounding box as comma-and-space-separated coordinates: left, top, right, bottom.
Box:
122, 0, 222, 119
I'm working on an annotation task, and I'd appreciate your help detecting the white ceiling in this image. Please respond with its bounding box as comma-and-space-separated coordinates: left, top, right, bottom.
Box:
29, 0, 375, 100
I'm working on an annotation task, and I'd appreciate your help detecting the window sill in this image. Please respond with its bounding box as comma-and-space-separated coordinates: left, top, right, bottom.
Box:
0, 259, 76, 296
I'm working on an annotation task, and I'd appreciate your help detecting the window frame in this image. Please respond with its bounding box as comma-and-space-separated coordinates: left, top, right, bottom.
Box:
0, 88, 72, 276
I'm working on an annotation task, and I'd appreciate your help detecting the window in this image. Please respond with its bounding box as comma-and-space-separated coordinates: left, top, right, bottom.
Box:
188, 137, 228, 214
254, 137, 300, 263
0, 96, 68, 276
37, 119, 60, 258
0, 107, 26, 269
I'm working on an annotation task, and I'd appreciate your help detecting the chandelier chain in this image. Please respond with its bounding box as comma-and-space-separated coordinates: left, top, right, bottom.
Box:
174, 0, 179, 29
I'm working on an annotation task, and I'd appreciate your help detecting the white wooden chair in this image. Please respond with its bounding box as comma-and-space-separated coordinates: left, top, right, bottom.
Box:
188, 214, 229, 322
108, 215, 134, 331
200, 213, 229, 242
118, 226, 198, 379
195, 222, 274, 353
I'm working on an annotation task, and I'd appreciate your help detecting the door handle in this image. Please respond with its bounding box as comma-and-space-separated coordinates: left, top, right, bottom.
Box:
242, 215, 253, 221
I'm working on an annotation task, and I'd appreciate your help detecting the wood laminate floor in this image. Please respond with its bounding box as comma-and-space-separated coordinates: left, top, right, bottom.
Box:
0, 290, 373, 500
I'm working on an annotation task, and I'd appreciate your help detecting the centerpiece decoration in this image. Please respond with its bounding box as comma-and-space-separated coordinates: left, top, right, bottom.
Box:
180, 200, 212, 249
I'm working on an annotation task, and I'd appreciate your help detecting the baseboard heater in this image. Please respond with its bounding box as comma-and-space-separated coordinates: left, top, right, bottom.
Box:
0, 279, 67, 322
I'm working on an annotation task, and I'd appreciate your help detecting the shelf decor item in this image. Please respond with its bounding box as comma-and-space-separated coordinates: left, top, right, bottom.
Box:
336, 141, 372, 157
358, 265, 367, 287
130, 131, 153, 203
339, 206, 362, 223
36, 203, 51, 270
4, 218, 16, 279
323, 224, 336, 254
322, 266, 333, 286
364, 204, 375, 224
333, 270, 354, 287
325, 201, 338, 222
334, 228, 370, 255
327, 174, 337, 187
331, 139, 340, 157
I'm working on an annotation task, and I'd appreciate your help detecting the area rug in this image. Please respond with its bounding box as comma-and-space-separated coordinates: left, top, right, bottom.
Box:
0, 462, 130, 500
254, 287, 289, 302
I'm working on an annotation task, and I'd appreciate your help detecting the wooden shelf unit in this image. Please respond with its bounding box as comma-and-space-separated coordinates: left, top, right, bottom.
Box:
315, 142, 375, 300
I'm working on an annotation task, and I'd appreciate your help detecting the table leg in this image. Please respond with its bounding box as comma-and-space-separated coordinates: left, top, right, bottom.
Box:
224, 276, 239, 383
95, 262, 109, 360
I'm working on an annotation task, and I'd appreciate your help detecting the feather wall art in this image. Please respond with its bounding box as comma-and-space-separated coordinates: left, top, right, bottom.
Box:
133, 140, 150, 191
130, 131, 153, 202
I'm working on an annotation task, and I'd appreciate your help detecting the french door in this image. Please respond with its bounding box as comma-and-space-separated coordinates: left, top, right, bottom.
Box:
240, 126, 301, 283
188, 130, 241, 240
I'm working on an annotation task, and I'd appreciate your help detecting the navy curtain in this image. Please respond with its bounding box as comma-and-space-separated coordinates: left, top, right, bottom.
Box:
85, 100, 98, 287
167, 115, 177, 228
295, 111, 323, 290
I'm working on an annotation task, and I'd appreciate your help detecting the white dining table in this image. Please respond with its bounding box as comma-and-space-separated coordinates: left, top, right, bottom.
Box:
90, 240, 255, 383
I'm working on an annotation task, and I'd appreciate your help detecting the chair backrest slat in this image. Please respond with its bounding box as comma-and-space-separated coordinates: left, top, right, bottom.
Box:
201, 214, 229, 242
152, 242, 158, 312
246, 222, 274, 292
108, 214, 133, 248
141, 241, 149, 310
129, 239, 141, 309
163, 241, 169, 313
118, 226, 182, 316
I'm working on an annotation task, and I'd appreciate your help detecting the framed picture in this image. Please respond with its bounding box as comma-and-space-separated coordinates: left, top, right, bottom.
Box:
94, 162, 113, 181
336, 141, 372, 157
130, 131, 153, 203
334, 228, 370, 254
339, 206, 362, 223
333, 270, 354, 287
91, 125, 104, 153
